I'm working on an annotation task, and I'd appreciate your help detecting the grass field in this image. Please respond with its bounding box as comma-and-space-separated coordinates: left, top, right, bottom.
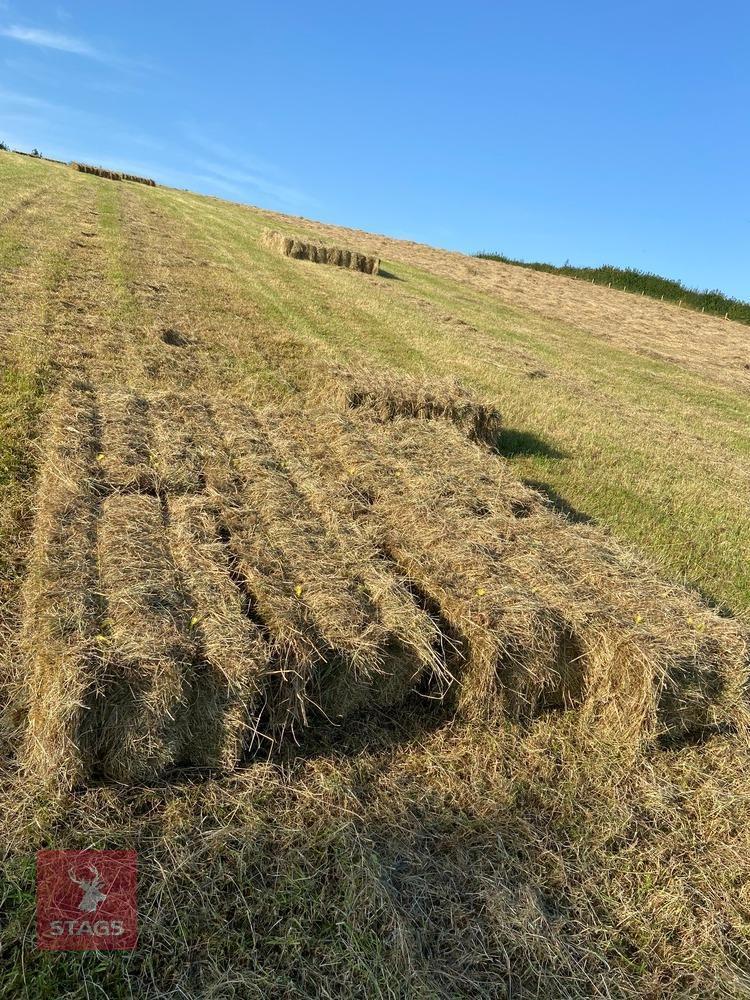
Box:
475, 253, 750, 326
1, 151, 749, 998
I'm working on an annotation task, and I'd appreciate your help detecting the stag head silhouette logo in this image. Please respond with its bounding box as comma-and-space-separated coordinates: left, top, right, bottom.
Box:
37, 849, 138, 951
68, 863, 108, 913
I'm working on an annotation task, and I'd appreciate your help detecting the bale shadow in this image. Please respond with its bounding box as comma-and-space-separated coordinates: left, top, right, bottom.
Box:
495, 428, 566, 460
377, 268, 404, 281
523, 480, 596, 525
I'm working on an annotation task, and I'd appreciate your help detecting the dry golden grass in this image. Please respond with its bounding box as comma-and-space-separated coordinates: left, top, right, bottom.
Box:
1, 151, 749, 998
257, 208, 750, 393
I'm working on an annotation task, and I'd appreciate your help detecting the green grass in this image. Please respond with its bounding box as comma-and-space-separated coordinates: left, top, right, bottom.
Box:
476, 252, 750, 325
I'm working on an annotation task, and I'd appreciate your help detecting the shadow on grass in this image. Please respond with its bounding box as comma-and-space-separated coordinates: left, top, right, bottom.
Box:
495, 428, 566, 460
377, 268, 404, 281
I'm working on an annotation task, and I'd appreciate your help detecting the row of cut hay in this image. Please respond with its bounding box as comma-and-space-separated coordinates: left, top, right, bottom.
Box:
210, 399, 395, 731
261, 229, 380, 275
284, 404, 749, 742
310, 365, 503, 448
70, 162, 156, 185
19, 381, 104, 788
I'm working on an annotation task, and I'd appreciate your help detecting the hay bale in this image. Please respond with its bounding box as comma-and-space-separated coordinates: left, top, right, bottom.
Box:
121, 172, 156, 186
149, 392, 215, 493
70, 162, 123, 181
313, 366, 503, 449
20, 382, 104, 787
264, 412, 449, 717
98, 388, 156, 492
261, 229, 380, 276
211, 401, 390, 728
96, 494, 195, 781
19, 379, 747, 787
529, 522, 750, 740
294, 407, 748, 740
70, 163, 155, 184
167, 495, 272, 767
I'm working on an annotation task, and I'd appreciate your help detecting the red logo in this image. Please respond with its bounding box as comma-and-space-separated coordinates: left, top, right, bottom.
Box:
36, 850, 137, 950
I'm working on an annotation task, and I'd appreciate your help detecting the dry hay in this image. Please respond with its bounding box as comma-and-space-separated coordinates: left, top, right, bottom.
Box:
121, 172, 156, 187
167, 495, 270, 767
70, 163, 156, 186
209, 399, 396, 728
311, 364, 503, 448
288, 404, 748, 738
19, 380, 103, 787
95, 493, 196, 781
256, 207, 750, 393
15, 376, 749, 787
262, 229, 380, 275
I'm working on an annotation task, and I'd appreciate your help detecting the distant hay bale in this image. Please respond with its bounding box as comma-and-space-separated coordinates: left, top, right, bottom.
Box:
262, 229, 380, 275
70, 162, 122, 181
70, 163, 156, 185
20, 382, 103, 788
313, 366, 503, 448
121, 172, 156, 187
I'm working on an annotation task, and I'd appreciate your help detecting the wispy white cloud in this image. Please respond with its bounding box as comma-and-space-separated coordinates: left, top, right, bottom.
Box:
194, 158, 311, 208
181, 127, 317, 209
182, 127, 277, 177
0, 24, 101, 58
0, 86, 58, 110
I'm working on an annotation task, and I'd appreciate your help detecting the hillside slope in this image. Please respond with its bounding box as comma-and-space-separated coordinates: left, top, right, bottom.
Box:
1, 153, 749, 998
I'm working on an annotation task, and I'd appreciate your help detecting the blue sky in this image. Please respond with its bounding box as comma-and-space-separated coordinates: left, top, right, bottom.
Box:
1, 1, 748, 298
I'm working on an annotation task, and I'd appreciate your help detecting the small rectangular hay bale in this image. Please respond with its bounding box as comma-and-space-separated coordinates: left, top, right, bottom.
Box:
96, 493, 196, 781
261, 229, 380, 275
20, 382, 104, 788
98, 388, 156, 492
149, 392, 216, 493
168, 495, 272, 768
313, 365, 503, 448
